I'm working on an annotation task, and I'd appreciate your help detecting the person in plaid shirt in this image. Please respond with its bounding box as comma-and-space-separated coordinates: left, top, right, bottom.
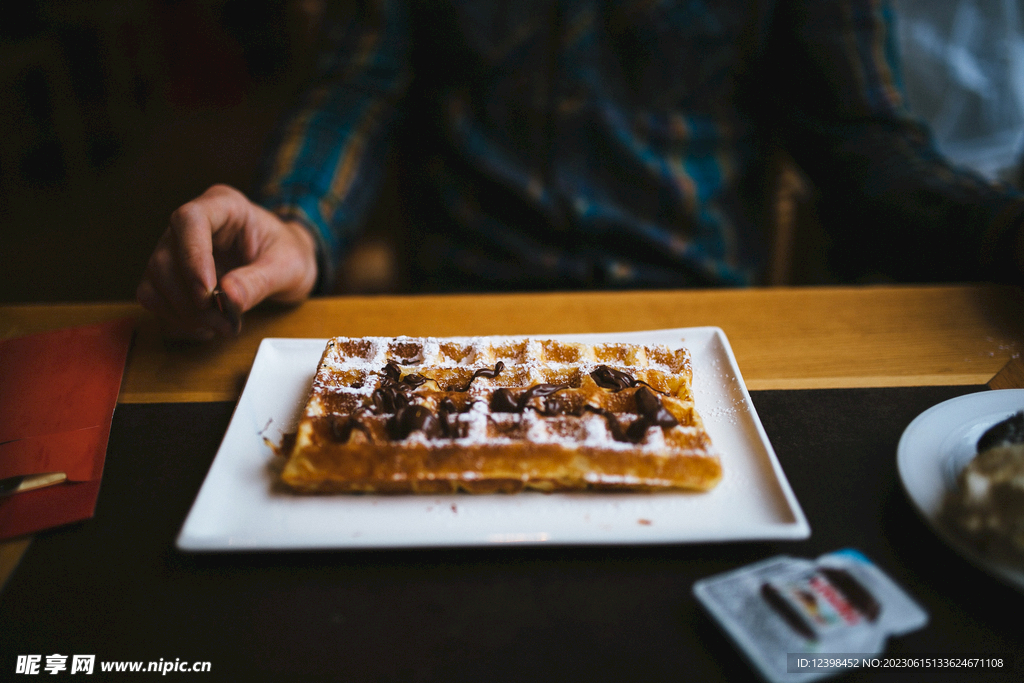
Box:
139, 0, 1024, 339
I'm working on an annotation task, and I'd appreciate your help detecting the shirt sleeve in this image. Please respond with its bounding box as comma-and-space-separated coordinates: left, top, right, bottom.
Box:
255, 0, 410, 294
768, 0, 1024, 283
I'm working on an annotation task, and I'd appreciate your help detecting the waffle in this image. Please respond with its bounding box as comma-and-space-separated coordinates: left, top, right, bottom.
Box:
279, 336, 721, 493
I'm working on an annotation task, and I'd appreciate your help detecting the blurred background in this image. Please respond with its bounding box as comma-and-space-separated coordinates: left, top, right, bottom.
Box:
0, 0, 323, 304
1, 0, 1023, 304
896, 0, 1024, 183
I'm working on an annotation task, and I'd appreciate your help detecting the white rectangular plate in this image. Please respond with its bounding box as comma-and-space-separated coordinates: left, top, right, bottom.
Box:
177, 328, 809, 550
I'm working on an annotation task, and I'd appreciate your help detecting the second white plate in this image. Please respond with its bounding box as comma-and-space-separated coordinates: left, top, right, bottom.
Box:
177, 328, 810, 551
897, 389, 1024, 592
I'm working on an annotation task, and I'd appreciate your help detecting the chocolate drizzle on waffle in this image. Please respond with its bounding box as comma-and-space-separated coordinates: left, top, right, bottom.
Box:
281, 336, 721, 493
372, 361, 505, 441
590, 365, 669, 396
490, 383, 570, 415
586, 387, 680, 444
486, 367, 679, 444
328, 413, 372, 442
455, 361, 505, 392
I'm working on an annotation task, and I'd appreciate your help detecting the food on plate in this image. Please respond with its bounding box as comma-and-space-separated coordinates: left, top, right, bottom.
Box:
941, 410, 1024, 564
279, 335, 721, 493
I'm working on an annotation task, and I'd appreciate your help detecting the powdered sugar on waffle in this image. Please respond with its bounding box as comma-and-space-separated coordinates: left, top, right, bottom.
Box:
307, 335, 702, 453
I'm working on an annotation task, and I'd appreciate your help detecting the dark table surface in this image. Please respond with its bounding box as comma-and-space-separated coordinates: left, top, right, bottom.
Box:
2, 386, 1022, 682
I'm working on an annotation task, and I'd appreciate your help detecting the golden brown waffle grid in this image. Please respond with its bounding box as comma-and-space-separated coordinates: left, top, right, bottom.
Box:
280, 336, 721, 493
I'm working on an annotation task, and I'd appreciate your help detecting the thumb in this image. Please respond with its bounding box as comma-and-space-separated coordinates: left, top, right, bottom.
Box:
217, 216, 318, 314
218, 238, 315, 313
218, 261, 276, 315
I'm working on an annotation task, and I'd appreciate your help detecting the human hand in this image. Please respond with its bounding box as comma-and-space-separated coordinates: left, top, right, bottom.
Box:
137, 184, 317, 339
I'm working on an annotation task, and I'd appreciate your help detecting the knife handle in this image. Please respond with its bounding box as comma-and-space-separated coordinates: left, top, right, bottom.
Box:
0, 472, 67, 497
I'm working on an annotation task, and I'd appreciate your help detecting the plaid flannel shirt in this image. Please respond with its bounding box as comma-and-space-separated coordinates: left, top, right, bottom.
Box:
257, 0, 1024, 292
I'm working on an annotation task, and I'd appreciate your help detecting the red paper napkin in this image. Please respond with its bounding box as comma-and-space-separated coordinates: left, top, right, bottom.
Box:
0, 317, 134, 540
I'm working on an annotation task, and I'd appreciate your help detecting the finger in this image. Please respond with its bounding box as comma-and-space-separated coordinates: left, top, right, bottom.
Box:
219, 246, 308, 313
218, 220, 317, 312
137, 277, 227, 340
218, 261, 273, 315
167, 199, 223, 308
205, 185, 254, 254
145, 238, 201, 322
136, 276, 178, 323
140, 235, 237, 338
